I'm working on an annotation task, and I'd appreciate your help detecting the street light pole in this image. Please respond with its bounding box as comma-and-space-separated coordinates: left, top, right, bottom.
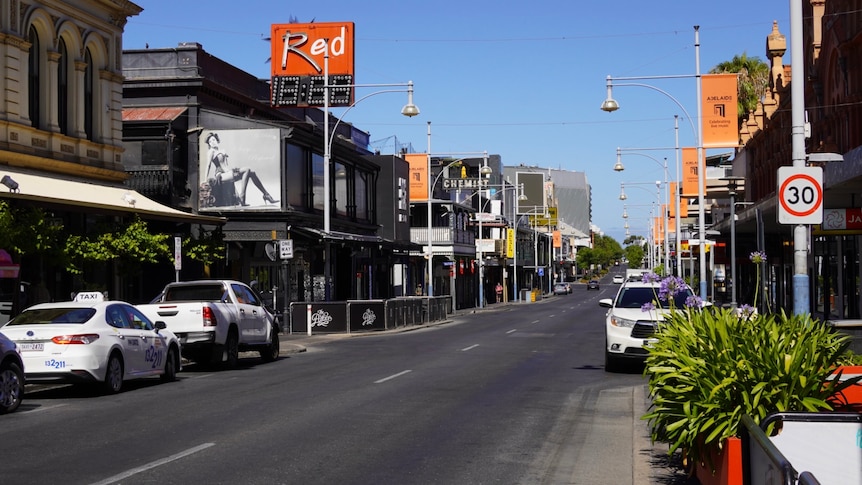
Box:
322, 49, 418, 301
721, 176, 745, 309
614, 148, 672, 275
600, 26, 705, 297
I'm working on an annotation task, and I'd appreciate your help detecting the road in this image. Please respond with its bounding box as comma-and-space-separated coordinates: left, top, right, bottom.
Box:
1, 273, 690, 484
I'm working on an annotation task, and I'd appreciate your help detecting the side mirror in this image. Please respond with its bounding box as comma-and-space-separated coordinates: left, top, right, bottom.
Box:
154, 321, 167, 331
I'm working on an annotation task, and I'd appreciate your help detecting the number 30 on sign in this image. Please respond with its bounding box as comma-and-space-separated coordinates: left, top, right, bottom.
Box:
777, 166, 823, 224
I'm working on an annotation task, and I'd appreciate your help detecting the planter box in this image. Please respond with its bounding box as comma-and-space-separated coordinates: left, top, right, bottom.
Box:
695, 436, 742, 485
827, 365, 862, 410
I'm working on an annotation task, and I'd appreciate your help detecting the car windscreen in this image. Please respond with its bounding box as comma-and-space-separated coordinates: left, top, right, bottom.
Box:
5, 307, 97, 325
614, 287, 692, 309
162, 284, 227, 302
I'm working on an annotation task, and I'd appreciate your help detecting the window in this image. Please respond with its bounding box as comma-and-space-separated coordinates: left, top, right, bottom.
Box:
335, 162, 348, 216
28, 26, 40, 128
58, 38, 69, 135
83, 48, 94, 140
312, 152, 324, 211
285, 143, 306, 208
355, 171, 369, 220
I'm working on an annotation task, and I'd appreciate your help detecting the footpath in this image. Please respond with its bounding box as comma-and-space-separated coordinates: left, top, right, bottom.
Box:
274, 293, 693, 484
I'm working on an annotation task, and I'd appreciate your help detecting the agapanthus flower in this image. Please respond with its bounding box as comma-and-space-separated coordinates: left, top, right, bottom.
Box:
749, 251, 767, 264
641, 301, 656, 312
642, 272, 661, 284
684, 295, 703, 308
659, 276, 688, 301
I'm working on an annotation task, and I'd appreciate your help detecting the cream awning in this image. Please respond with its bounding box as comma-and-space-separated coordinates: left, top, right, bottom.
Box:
0, 166, 223, 224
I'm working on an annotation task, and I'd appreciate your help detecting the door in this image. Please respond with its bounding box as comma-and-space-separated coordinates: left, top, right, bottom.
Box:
106, 304, 144, 376
231, 283, 268, 343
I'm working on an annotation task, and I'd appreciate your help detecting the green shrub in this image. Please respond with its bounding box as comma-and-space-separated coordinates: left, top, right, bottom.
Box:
643, 308, 858, 469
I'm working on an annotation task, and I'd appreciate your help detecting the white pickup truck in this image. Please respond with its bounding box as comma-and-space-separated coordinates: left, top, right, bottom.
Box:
138, 280, 279, 368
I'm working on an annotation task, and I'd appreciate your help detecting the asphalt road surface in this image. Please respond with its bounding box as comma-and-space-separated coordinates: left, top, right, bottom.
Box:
2, 273, 691, 484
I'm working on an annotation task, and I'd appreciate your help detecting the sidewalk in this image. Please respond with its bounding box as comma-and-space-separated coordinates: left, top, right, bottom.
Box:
275, 297, 692, 484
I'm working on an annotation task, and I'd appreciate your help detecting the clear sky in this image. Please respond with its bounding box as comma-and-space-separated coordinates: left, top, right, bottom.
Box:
123, 0, 789, 243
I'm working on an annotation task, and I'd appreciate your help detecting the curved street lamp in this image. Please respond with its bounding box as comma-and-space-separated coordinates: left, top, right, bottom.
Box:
322, 50, 419, 300
614, 148, 674, 276
600, 26, 706, 298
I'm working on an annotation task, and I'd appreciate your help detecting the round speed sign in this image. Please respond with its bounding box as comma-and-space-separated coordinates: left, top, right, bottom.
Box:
777, 166, 823, 224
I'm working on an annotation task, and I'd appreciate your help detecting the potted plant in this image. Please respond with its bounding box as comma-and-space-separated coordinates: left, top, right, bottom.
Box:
641, 267, 861, 484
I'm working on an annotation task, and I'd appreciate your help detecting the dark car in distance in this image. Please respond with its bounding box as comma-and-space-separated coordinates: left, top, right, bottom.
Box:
587, 280, 600, 290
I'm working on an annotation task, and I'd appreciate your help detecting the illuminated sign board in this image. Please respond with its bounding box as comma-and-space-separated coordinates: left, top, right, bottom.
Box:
270, 22, 355, 107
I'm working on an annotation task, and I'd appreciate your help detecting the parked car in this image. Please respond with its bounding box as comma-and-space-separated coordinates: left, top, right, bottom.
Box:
553, 282, 570, 295
138, 280, 279, 368
0, 331, 24, 414
598, 280, 694, 372
587, 280, 600, 290
612, 275, 625, 284
0, 292, 181, 394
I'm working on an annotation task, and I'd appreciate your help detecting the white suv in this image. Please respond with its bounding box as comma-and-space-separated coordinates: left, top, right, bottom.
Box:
598, 279, 695, 372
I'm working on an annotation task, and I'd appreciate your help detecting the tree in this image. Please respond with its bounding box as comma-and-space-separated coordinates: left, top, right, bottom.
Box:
710, 52, 770, 126
64, 216, 171, 276
625, 244, 645, 268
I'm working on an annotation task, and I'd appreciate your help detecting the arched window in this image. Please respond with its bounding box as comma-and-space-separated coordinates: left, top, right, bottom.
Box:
58, 38, 68, 135
28, 26, 40, 128
83, 48, 94, 140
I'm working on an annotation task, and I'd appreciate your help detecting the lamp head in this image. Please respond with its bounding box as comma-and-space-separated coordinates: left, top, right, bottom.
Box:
1, 175, 19, 192
401, 80, 420, 117
601, 98, 619, 112
613, 160, 624, 172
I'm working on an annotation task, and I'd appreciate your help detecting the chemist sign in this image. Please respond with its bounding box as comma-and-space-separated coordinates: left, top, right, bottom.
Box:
777, 166, 823, 224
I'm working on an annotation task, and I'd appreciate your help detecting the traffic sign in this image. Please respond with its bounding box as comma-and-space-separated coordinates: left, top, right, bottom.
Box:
778, 166, 823, 224
279, 239, 294, 259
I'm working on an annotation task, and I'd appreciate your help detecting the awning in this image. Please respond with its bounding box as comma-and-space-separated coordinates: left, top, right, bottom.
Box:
295, 227, 383, 243
122, 107, 187, 122
0, 166, 224, 224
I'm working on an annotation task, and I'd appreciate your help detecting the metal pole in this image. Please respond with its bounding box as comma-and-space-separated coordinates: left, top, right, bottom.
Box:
790, 0, 809, 315
663, 159, 670, 276
426, 122, 433, 297
478, 196, 484, 309
513, 199, 519, 302
730, 187, 737, 308
674, 116, 682, 278
323, 48, 332, 301
695, 26, 707, 300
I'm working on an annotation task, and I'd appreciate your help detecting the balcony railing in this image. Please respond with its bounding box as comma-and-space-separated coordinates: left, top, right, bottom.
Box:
411, 227, 475, 246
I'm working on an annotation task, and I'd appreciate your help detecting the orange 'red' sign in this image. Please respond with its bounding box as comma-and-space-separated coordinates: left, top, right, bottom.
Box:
270, 22, 355, 107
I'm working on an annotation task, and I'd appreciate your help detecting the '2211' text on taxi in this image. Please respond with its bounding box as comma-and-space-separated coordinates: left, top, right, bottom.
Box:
0, 292, 181, 394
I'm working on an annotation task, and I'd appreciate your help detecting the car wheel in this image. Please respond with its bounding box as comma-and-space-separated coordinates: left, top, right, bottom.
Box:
0, 362, 24, 414
260, 325, 280, 363
160, 346, 178, 383
222, 330, 239, 369
103, 353, 124, 394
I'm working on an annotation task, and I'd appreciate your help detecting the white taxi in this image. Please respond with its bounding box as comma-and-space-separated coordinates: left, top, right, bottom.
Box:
0, 292, 181, 394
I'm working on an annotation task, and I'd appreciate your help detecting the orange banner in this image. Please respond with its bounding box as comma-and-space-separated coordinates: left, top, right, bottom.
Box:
552, 230, 561, 248
406, 153, 429, 202
681, 147, 705, 197
701, 73, 739, 148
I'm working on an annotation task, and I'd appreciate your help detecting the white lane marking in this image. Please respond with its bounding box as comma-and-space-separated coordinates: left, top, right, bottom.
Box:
461, 344, 479, 351
375, 370, 412, 384
532, 320, 540, 324
26, 403, 68, 414
506, 329, 517, 334
90, 443, 215, 485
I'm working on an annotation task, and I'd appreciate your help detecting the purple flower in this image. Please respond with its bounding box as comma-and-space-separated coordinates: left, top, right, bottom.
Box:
642, 272, 661, 283
749, 251, 767, 264
641, 302, 656, 312
684, 295, 703, 308
659, 276, 688, 301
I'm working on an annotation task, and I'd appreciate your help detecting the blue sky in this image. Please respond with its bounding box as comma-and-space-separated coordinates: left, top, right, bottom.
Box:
123, 0, 789, 243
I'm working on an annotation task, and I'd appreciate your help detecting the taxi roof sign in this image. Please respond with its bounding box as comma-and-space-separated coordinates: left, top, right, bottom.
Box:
73, 291, 107, 302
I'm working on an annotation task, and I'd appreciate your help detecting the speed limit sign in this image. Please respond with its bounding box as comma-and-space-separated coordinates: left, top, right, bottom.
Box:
777, 166, 823, 224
